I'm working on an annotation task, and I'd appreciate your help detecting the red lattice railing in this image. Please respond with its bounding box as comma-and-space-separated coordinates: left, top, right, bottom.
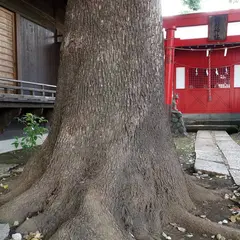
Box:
189, 67, 230, 89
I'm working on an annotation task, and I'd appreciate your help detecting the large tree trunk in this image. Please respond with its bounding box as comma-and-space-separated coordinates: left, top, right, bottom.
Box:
0, 0, 240, 239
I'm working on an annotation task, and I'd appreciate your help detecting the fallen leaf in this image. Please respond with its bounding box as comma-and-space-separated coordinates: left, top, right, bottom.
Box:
222, 219, 228, 224
34, 231, 41, 238
216, 233, 226, 240
162, 232, 171, 240
230, 195, 238, 202
229, 214, 240, 223
230, 206, 240, 214
170, 223, 178, 227
13, 221, 19, 226
177, 227, 186, 233
12, 233, 22, 240
230, 215, 237, 223
224, 194, 230, 199
0, 184, 8, 189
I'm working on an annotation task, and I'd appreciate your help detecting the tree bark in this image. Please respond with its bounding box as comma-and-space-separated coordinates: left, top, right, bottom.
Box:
0, 0, 240, 239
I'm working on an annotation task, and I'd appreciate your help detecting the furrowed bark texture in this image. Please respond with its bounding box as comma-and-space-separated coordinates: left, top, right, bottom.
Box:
1, 0, 240, 239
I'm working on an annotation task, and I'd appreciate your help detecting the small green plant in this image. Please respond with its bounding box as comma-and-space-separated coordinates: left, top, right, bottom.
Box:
12, 113, 48, 150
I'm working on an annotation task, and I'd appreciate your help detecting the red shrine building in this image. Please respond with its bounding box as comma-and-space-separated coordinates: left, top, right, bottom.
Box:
163, 9, 240, 120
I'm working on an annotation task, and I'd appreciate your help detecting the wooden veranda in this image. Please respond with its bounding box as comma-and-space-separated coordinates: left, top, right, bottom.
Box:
0, 78, 56, 108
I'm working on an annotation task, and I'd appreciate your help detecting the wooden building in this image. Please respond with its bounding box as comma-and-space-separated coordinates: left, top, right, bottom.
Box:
164, 9, 240, 122
0, 0, 66, 130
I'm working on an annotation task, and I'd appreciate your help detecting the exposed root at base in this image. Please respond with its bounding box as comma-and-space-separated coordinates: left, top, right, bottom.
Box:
0, 144, 52, 205
171, 207, 240, 240
186, 176, 222, 203
0, 176, 55, 224
0, 168, 42, 206
2, 187, 240, 240
49, 191, 132, 240
16, 191, 80, 238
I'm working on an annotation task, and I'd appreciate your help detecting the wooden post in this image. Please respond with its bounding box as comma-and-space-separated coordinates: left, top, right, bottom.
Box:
42, 85, 45, 97
165, 27, 176, 111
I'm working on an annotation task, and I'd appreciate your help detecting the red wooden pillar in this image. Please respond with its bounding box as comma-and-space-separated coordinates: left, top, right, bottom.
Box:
165, 27, 176, 107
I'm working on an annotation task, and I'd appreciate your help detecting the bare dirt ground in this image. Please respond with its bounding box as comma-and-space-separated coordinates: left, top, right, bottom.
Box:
166, 133, 240, 240
0, 135, 240, 239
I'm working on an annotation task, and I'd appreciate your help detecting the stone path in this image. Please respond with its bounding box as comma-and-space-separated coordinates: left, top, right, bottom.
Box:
0, 224, 9, 240
195, 130, 240, 185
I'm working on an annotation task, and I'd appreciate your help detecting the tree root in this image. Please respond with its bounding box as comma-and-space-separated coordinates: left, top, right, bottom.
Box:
0, 175, 55, 224
0, 151, 235, 240
49, 190, 132, 240
0, 167, 43, 206
1, 180, 240, 240
16, 190, 80, 238
171, 207, 240, 240
186, 175, 222, 203
0, 142, 52, 205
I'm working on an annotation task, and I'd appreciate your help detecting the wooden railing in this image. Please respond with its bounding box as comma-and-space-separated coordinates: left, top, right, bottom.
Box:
0, 78, 57, 103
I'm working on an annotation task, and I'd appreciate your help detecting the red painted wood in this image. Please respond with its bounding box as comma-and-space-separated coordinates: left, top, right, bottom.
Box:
172, 35, 240, 47
175, 48, 240, 68
165, 27, 176, 105
174, 48, 240, 114
163, 9, 240, 28
164, 9, 240, 114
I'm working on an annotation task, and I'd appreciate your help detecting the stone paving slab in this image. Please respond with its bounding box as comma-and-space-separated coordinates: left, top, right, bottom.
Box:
216, 140, 240, 151
195, 150, 225, 163
195, 138, 218, 152
214, 136, 231, 141
195, 130, 240, 185
0, 224, 9, 240
222, 151, 240, 170
229, 169, 240, 185
196, 130, 213, 139
213, 131, 240, 179
195, 159, 229, 175
213, 131, 229, 137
